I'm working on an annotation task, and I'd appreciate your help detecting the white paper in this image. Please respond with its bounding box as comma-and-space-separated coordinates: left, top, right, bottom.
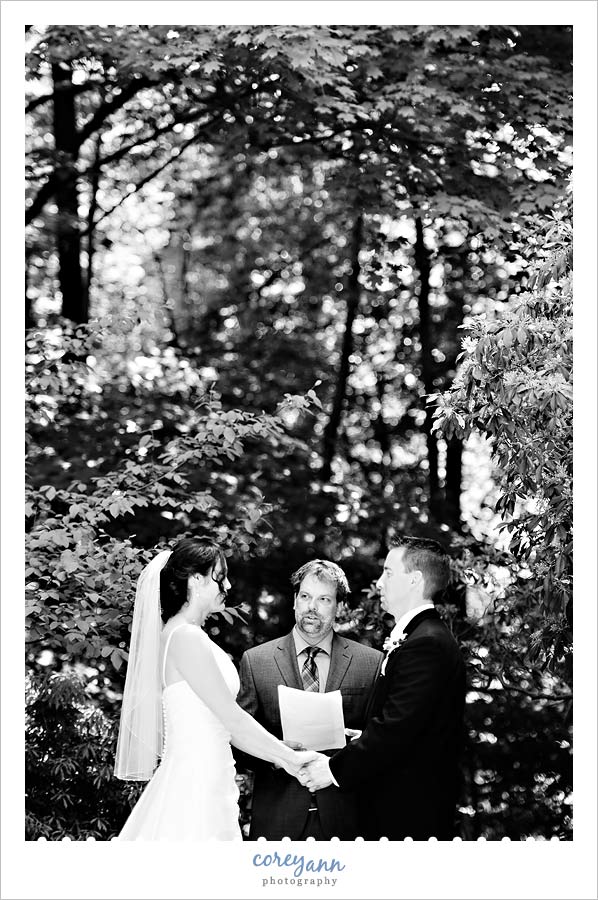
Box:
278, 684, 346, 751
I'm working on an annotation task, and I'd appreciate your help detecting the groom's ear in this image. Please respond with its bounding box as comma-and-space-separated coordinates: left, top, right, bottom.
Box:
412, 569, 424, 588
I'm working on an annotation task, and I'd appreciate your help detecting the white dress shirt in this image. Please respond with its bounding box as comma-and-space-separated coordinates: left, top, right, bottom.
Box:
389, 602, 435, 643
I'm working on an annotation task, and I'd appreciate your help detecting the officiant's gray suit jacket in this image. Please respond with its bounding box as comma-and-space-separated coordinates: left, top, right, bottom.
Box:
236, 631, 382, 840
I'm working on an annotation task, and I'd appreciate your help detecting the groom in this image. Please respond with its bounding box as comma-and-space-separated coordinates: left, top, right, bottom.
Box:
300, 537, 466, 840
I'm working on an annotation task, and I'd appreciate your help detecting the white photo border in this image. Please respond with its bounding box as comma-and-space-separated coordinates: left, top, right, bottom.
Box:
3, 2, 596, 898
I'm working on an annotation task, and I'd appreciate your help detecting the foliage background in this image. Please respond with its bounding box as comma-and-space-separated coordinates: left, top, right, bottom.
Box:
24, 24, 573, 841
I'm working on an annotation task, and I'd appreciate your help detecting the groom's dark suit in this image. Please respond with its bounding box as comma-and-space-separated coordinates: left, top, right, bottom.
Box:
329, 608, 465, 840
236, 631, 382, 840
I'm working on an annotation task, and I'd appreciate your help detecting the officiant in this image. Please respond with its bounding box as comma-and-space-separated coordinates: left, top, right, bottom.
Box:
235, 559, 382, 840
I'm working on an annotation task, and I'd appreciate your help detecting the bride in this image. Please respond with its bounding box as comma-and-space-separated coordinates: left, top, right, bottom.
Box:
115, 537, 316, 840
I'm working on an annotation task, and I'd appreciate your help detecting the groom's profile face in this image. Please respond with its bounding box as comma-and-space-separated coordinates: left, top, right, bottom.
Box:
377, 548, 419, 619
294, 575, 337, 641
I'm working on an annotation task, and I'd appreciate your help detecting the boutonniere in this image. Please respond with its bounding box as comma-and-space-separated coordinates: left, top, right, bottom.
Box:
383, 633, 406, 653
381, 633, 406, 675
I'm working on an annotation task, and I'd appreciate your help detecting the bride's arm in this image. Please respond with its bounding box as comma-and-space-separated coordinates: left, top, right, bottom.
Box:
171, 626, 311, 775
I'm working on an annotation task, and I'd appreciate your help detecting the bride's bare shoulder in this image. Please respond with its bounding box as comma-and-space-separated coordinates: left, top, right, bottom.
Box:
169, 626, 216, 672
170, 624, 210, 648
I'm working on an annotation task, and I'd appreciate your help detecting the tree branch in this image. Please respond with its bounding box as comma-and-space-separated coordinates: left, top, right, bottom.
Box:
26, 81, 101, 115
75, 76, 152, 152
26, 177, 60, 225
472, 667, 572, 703
80, 104, 216, 175
26, 76, 152, 225
88, 126, 211, 229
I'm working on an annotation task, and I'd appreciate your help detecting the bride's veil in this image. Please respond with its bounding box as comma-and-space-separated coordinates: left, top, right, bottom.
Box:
114, 549, 172, 781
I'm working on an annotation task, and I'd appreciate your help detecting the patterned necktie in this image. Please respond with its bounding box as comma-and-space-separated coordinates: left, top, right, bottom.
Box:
301, 646, 321, 692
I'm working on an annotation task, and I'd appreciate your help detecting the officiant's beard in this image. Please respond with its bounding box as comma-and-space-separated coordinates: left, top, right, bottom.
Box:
297, 613, 329, 637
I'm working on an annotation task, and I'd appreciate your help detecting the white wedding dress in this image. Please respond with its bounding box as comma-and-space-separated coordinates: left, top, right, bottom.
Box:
118, 625, 243, 841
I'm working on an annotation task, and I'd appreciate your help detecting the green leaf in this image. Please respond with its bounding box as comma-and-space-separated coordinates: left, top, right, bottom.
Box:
60, 549, 78, 573
203, 60, 222, 75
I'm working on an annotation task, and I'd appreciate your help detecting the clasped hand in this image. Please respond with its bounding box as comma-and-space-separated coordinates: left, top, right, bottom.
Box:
295, 752, 334, 791
292, 730, 359, 789
279, 742, 334, 790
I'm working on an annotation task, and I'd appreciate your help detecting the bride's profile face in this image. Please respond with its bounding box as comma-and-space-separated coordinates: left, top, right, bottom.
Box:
191, 562, 231, 618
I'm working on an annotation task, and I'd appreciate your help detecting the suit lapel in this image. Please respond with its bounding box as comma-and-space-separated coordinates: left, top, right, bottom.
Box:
273, 632, 303, 689
324, 633, 352, 692
379, 609, 441, 686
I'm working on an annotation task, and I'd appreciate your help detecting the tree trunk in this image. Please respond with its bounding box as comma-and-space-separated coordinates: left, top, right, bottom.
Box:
440, 246, 468, 531
414, 216, 442, 520
52, 62, 85, 323
373, 375, 391, 463
180, 233, 190, 324
82, 133, 102, 319
25, 251, 34, 330
153, 251, 186, 353
445, 436, 463, 530
321, 212, 363, 481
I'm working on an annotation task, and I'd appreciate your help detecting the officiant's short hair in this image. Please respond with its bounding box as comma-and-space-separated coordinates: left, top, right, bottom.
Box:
391, 537, 450, 602
290, 560, 350, 603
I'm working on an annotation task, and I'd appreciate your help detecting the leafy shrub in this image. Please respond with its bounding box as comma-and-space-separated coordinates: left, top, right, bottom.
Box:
432, 195, 573, 663
26, 667, 142, 840
428, 200, 573, 837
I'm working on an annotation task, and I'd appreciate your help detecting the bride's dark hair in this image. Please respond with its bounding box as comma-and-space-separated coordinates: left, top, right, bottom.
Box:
160, 537, 227, 623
